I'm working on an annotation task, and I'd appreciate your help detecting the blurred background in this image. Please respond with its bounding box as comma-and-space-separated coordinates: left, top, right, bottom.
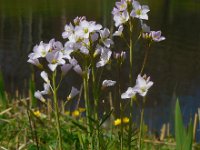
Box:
0, 0, 200, 140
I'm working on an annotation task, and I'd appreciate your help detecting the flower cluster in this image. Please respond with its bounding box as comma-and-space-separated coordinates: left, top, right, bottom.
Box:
121, 74, 153, 99
112, 0, 149, 27
112, 0, 165, 42
142, 29, 166, 42
62, 17, 113, 68
27, 38, 80, 101
114, 117, 129, 126
28, 17, 116, 102
28, 39, 71, 71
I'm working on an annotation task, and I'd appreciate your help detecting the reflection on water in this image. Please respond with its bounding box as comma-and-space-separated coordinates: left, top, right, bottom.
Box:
0, 0, 200, 140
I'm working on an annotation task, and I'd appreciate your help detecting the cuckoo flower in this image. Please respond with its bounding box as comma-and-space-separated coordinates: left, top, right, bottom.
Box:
150, 31, 166, 42
34, 83, 50, 102
61, 64, 73, 76
34, 91, 46, 102
67, 87, 80, 100
134, 74, 153, 97
41, 71, 50, 84
73, 16, 86, 25
27, 58, 42, 68
113, 51, 126, 62
69, 57, 78, 66
41, 83, 50, 95
116, 0, 127, 11
73, 65, 83, 75
49, 39, 64, 51
76, 20, 102, 39
121, 87, 136, 99
130, 1, 150, 20
62, 23, 74, 39
113, 10, 129, 27
28, 41, 51, 59
100, 28, 113, 48
96, 47, 112, 68
46, 51, 65, 71
113, 25, 124, 36
102, 80, 116, 88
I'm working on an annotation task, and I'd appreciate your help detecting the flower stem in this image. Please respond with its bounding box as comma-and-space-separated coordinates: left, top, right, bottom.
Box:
118, 63, 123, 150
128, 19, 134, 150
138, 97, 146, 150
140, 43, 151, 75
91, 63, 100, 150
128, 97, 134, 150
83, 71, 93, 149
52, 71, 62, 150
138, 109, 144, 150
129, 20, 133, 85
91, 61, 98, 121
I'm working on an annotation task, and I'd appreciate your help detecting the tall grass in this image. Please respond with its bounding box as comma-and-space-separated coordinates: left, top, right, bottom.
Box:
0, 71, 7, 109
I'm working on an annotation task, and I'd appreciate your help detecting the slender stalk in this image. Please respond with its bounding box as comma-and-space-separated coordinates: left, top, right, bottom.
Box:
83, 73, 90, 131
128, 97, 134, 150
52, 72, 62, 150
120, 104, 123, 150
118, 62, 123, 150
138, 108, 144, 150
129, 20, 133, 85
128, 19, 134, 150
91, 64, 100, 150
83, 72, 93, 149
140, 43, 151, 75
138, 97, 146, 150
91, 62, 98, 121
27, 109, 39, 150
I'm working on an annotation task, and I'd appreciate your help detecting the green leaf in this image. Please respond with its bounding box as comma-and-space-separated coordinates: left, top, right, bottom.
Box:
175, 99, 185, 149
99, 109, 113, 127
0, 71, 7, 108
175, 99, 193, 150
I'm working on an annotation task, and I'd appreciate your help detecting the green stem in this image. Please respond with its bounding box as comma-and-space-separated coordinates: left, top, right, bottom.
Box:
91, 65, 100, 150
140, 42, 151, 75
138, 108, 144, 150
83, 72, 93, 149
118, 63, 123, 150
91, 63, 98, 121
128, 97, 134, 150
83, 74, 90, 130
120, 102, 123, 150
138, 97, 146, 150
128, 19, 134, 150
129, 20, 133, 85
52, 71, 62, 150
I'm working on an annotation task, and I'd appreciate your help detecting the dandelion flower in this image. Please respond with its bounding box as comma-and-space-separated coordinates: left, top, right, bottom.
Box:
114, 118, 122, 126
33, 110, 41, 117
122, 117, 129, 123
72, 110, 80, 117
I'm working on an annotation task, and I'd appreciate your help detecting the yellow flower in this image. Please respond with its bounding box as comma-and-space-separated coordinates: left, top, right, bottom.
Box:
122, 117, 129, 124
78, 107, 86, 113
33, 110, 41, 117
65, 111, 70, 115
114, 118, 121, 126
72, 110, 80, 117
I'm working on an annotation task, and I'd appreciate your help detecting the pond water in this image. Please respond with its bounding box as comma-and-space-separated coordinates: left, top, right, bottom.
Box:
0, 0, 200, 140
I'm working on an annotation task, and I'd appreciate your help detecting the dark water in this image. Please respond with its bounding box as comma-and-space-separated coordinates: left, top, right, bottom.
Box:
0, 0, 200, 140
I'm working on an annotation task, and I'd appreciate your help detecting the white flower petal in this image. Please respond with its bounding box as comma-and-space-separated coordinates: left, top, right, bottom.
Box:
41, 71, 50, 83
102, 80, 116, 87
